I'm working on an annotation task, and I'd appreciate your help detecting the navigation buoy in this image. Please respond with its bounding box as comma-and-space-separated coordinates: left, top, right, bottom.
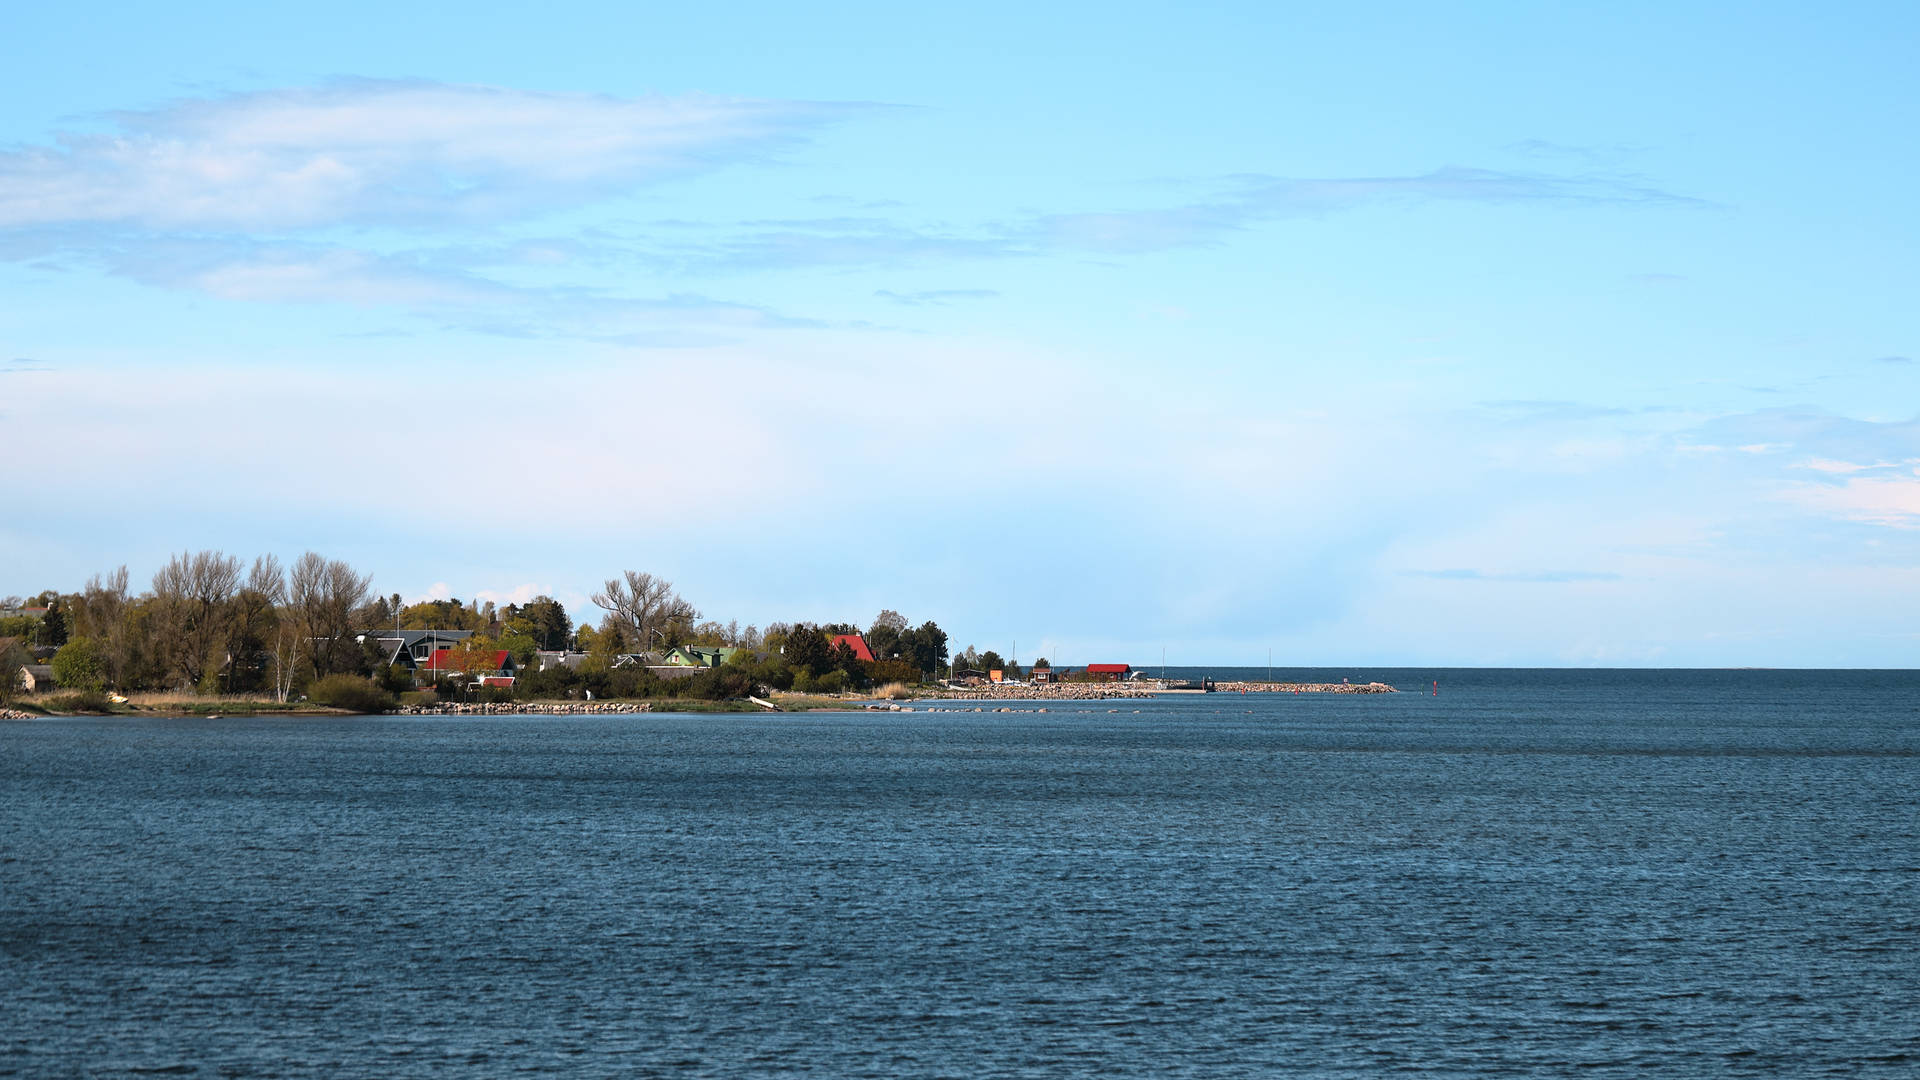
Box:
1433, 680, 1438, 696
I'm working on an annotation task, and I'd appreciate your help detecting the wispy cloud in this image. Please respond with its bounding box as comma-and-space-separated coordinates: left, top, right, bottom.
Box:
1478, 399, 1635, 423
1403, 568, 1623, 583
1027, 167, 1706, 254
2, 357, 52, 375
1876, 355, 1913, 365
1787, 476, 1920, 529
0, 79, 859, 230
873, 288, 999, 306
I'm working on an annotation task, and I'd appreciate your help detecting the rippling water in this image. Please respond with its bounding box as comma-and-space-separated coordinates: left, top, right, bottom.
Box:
4, 670, 1917, 1076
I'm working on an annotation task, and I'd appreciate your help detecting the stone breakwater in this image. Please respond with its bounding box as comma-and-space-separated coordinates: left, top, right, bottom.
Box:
934, 685, 1158, 701
1211, 681, 1397, 694
390, 701, 655, 716
1, 708, 35, 720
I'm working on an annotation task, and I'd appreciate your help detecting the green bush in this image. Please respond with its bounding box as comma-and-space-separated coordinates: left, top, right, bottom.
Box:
50, 638, 104, 693
307, 674, 397, 714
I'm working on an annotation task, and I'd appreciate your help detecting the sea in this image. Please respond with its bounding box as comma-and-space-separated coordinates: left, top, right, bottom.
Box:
2, 668, 1916, 1077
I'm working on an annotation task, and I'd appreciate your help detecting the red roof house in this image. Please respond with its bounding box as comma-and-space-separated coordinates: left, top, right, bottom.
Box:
1085, 663, 1132, 681
424, 649, 513, 675
829, 634, 875, 663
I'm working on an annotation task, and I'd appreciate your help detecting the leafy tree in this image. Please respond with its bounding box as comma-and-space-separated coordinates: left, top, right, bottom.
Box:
51, 637, 103, 692
499, 632, 538, 667
517, 596, 571, 650
867, 609, 907, 661
781, 622, 831, 675
1032, 657, 1050, 669
898, 621, 949, 676
979, 650, 1006, 674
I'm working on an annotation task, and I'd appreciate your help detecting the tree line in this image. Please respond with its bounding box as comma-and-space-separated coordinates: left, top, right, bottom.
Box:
5, 558, 953, 706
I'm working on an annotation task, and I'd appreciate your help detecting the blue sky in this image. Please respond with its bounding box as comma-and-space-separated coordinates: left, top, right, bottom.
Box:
4, 2, 1917, 666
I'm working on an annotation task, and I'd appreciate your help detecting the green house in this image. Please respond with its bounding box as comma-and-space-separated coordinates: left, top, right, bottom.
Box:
658, 645, 746, 668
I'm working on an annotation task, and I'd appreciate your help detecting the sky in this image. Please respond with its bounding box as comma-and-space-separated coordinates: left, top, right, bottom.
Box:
3, 1, 1917, 667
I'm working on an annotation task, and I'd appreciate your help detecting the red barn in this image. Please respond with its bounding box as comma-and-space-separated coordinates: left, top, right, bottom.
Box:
1085, 663, 1132, 682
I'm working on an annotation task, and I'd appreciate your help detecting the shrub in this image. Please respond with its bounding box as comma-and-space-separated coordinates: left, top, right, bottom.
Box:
796, 669, 848, 694
307, 674, 397, 714
50, 638, 104, 693
44, 690, 113, 714
873, 682, 913, 700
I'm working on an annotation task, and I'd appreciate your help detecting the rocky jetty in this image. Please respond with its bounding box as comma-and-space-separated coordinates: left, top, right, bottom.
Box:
934, 684, 1157, 701
1210, 681, 1396, 694
1, 708, 36, 720
391, 701, 654, 716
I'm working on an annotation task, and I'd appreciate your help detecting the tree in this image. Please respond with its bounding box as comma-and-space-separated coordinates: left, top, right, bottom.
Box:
593, 571, 697, 650
224, 556, 284, 693
518, 596, 571, 651
51, 637, 103, 693
980, 650, 1006, 674
1032, 657, 1050, 670
781, 622, 831, 675
78, 568, 134, 689
37, 600, 68, 648
898, 620, 949, 676
867, 609, 907, 660
151, 550, 242, 688
289, 552, 374, 678
0, 637, 29, 705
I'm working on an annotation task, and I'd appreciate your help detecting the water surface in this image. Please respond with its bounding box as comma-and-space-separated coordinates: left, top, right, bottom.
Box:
3, 670, 1916, 1076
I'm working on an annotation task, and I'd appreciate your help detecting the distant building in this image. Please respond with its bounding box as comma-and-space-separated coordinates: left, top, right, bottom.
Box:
658, 645, 750, 668
19, 664, 56, 693
1085, 663, 1132, 682
422, 649, 514, 681
829, 635, 875, 663
534, 650, 591, 672
366, 629, 476, 671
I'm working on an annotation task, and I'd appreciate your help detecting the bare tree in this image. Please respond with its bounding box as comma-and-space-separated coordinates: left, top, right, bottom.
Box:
151, 550, 243, 687
592, 571, 698, 650
288, 552, 373, 678
223, 555, 285, 693
78, 567, 133, 689
270, 623, 300, 703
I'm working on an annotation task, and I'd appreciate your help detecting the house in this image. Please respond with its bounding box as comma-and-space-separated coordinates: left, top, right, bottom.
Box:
829, 634, 875, 663
421, 649, 514, 680
19, 664, 56, 693
534, 650, 591, 672
1085, 663, 1132, 682
1030, 668, 1058, 684
365, 629, 476, 670
0, 606, 48, 619
659, 645, 748, 668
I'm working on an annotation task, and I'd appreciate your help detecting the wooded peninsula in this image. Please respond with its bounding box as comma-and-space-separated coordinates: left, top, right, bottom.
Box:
2, 551, 1068, 716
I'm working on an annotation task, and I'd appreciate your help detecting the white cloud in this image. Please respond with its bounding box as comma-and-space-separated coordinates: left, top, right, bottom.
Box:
0, 80, 852, 230
1788, 476, 1920, 529
474, 583, 553, 607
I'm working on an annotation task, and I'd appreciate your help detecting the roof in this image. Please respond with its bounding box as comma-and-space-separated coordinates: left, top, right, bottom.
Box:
424, 648, 510, 672
370, 629, 475, 648
1086, 663, 1132, 674
829, 634, 875, 663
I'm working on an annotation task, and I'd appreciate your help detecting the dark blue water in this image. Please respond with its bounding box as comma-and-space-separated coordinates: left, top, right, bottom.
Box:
3, 670, 1917, 1076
